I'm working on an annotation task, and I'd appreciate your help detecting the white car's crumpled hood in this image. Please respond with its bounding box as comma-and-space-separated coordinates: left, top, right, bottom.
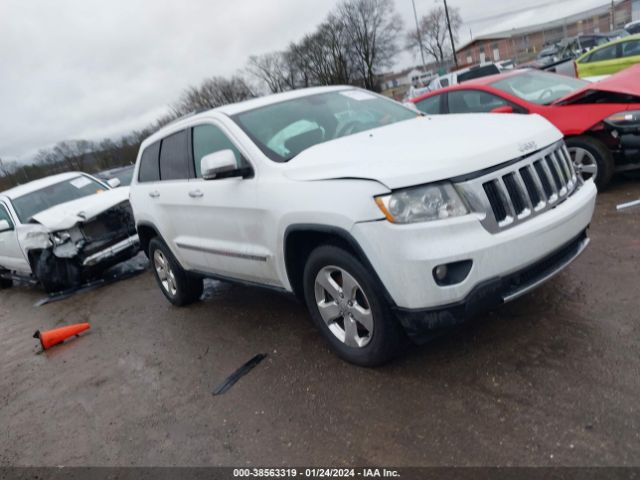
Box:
283, 114, 562, 190
31, 187, 130, 231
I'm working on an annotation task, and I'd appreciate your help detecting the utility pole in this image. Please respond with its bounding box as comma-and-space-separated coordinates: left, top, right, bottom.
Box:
610, 0, 615, 30
443, 0, 458, 68
411, 0, 428, 77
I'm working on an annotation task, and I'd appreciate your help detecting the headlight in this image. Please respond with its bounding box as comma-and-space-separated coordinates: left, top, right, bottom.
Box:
605, 110, 640, 128
375, 182, 468, 224
51, 231, 71, 245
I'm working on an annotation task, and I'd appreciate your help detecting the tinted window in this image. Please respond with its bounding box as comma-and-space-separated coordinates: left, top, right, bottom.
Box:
138, 142, 160, 183
448, 90, 508, 113
622, 40, 640, 57
587, 44, 618, 62
440, 78, 450, 87
415, 95, 442, 115
0, 204, 13, 229
159, 130, 189, 181
192, 125, 246, 178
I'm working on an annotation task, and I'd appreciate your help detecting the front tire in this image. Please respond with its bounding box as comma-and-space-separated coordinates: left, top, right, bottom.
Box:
302, 245, 403, 367
566, 136, 614, 190
149, 237, 203, 306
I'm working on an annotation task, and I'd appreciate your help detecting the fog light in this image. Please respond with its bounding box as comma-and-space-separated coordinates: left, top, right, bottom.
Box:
434, 265, 448, 281
433, 260, 473, 286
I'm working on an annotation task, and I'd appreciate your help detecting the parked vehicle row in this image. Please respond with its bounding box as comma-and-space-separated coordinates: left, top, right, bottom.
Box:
1, 82, 606, 366
410, 66, 640, 189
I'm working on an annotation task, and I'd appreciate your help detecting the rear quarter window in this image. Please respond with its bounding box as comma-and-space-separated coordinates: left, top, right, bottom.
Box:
138, 142, 160, 183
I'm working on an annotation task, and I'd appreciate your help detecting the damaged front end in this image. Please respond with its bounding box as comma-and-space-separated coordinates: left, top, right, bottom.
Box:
28, 201, 140, 293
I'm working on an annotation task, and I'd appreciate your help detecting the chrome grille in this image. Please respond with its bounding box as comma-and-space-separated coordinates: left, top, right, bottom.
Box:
456, 142, 581, 233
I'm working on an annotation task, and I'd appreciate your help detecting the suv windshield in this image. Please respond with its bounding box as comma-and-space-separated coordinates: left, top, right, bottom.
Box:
11, 175, 106, 223
232, 90, 416, 162
491, 71, 588, 105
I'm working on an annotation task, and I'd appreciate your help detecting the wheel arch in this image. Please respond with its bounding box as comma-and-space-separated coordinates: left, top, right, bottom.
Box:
136, 222, 161, 257
283, 224, 394, 305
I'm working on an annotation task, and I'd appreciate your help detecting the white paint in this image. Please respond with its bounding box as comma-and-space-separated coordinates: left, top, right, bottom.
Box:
130, 86, 597, 310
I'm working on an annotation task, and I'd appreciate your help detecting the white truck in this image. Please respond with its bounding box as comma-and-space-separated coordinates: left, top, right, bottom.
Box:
129, 86, 597, 366
0, 172, 139, 293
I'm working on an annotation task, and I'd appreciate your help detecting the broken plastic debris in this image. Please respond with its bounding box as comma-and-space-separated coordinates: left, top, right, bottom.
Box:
212, 353, 267, 395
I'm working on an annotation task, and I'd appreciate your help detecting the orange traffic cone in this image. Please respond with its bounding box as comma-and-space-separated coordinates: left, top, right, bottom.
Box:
33, 323, 91, 350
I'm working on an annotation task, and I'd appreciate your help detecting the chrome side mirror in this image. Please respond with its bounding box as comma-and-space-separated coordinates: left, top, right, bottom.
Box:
201, 150, 238, 180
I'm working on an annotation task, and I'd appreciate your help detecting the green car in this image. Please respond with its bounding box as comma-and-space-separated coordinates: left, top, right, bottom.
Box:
576, 33, 640, 78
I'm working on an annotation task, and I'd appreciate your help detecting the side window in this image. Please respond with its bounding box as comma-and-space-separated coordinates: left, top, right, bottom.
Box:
192, 124, 246, 178
622, 40, 640, 58
159, 130, 189, 181
0, 204, 14, 229
587, 44, 618, 62
448, 90, 508, 114
440, 78, 450, 87
415, 95, 442, 115
138, 142, 160, 183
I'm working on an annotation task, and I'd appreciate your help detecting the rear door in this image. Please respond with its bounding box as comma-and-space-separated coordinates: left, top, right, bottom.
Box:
0, 202, 29, 273
134, 132, 209, 271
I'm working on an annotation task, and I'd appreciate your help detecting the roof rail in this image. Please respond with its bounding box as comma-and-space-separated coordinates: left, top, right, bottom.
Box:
162, 108, 209, 128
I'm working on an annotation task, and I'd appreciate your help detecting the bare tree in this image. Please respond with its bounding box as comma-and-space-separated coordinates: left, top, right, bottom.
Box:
171, 75, 255, 116
247, 52, 293, 94
338, 0, 403, 91
406, 5, 462, 64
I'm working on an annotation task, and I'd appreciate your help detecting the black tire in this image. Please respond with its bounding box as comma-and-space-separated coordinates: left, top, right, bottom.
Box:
148, 237, 203, 306
302, 245, 404, 367
566, 136, 614, 190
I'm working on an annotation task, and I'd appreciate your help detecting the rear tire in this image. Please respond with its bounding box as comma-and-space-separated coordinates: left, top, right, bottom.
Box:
149, 237, 203, 306
566, 136, 614, 190
302, 245, 404, 367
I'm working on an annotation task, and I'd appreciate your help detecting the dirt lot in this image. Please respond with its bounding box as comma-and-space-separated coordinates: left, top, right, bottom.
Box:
1, 179, 639, 467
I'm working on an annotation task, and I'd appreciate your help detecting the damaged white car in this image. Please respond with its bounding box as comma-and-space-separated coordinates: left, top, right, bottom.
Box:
0, 172, 140, 293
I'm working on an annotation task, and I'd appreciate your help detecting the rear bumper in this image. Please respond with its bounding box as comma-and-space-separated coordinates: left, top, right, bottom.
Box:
393, 231, 589, 342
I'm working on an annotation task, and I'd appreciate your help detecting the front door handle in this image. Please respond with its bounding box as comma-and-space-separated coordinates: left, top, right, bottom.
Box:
189, 190, 204, 198
149, 191, 160, 199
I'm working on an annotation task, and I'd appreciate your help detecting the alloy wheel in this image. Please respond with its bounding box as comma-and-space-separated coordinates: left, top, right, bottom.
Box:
154, 249, 177, 297
568, 146, 598, 182
314, 266, 374, 348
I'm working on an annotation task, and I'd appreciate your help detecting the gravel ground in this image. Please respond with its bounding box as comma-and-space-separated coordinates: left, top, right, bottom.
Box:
1, 178, 639, 467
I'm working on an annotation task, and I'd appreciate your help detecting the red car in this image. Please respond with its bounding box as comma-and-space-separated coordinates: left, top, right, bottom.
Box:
410, 66, 640, 188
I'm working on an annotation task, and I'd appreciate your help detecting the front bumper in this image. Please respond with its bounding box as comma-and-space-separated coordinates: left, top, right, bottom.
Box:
351, 180, 597, 335
82, 234, 140, 267
394, 231, 589, 341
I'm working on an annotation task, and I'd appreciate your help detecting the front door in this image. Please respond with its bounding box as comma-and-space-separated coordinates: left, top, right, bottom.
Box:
0, 202, 29, 273
187, 122, 274, 285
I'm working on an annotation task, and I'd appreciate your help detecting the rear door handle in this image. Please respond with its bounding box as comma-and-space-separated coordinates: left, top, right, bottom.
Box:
149, 191, 160, 198
189, 190, 204, 198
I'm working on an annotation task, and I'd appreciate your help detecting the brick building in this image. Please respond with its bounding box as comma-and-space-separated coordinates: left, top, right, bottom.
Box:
456, 0, 638, 67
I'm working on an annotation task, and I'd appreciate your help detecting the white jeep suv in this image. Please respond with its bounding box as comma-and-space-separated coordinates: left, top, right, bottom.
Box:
130, 86, 597, 366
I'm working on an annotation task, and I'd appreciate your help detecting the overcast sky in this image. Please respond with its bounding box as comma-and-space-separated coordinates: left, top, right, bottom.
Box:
0, 0, 609, 161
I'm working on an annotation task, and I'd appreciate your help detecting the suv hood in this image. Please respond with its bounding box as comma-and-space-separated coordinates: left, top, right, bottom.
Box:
283, 114, 561, 189
31, 187, 130, 231
555, 65, 640, 105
